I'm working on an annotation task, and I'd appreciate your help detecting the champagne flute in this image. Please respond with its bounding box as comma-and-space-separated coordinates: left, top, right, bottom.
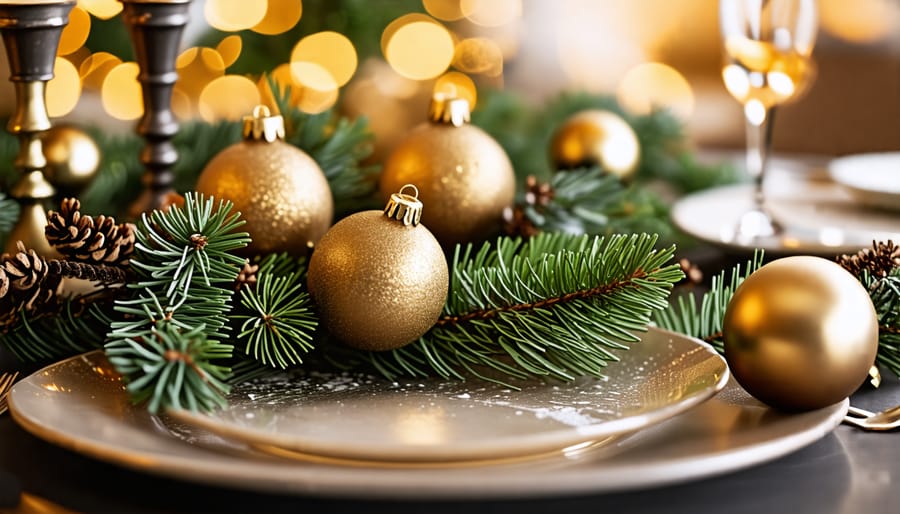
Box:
719, 0, 817, 242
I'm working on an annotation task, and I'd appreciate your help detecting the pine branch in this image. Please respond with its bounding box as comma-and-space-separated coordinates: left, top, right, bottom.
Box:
1, 295, 114, 362
335, 233, 683, 385
233, 253, 318, 369
653, 250, 764, 352
837, 241, 900, 377
105, 193, 250, 413
504, 168, 671, 239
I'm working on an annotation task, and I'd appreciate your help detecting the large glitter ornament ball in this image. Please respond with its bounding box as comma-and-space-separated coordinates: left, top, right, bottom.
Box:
42, 124, 101, 197
723, 256, 879, 411
379, 96, 515, 249
307, 185, 449, 351
549, 109, 640, 179
196, 106, 332, 256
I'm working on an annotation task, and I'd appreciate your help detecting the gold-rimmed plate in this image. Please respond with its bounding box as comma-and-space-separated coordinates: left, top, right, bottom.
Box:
7, 328, 847, 498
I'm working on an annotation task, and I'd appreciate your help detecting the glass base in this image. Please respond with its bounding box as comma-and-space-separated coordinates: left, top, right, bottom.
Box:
721, 208, 783, 245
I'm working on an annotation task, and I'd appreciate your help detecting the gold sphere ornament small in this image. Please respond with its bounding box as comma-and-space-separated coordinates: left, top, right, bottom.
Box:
723, 256, 879, 411
196, 106, 333, 256
379, 96, 516, 249
308, 185, 449, 351
41, 124, 101, 197
549, 109, 640, 179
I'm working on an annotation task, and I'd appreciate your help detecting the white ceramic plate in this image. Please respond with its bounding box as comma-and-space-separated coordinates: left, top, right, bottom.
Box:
8, 330, 846, 499
828, 152, 900, 212
673, 161, 900, 255
168, 329, 727, 463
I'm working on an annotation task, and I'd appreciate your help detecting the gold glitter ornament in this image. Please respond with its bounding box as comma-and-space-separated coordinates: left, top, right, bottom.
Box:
308, 185, 449, 351
723, 256, 879, 411
379, 96, 515, 249
549, 110, 640, 179
42, 124, 101, 197
195, 105, 333, 256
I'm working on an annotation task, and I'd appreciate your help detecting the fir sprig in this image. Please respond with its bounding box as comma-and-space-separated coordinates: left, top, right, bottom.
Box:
105, 193, 250, 413
1, 298, 112, 362
654, 251, 765, 352
234, 253, 317, 369
0, 192, 19, 245
346, 233, 683, 385
507, 168, 672, 239
837, 241, 900, 376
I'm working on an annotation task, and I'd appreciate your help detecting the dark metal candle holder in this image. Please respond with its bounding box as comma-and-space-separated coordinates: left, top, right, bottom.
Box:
120, 0, 190, 218
0, 0, 74, 256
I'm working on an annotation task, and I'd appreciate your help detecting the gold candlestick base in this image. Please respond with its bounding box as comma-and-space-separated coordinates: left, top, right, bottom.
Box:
0, 1, 75, 256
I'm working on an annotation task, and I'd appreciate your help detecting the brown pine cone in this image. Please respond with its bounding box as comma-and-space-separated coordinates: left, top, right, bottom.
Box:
3, 241, 48, 291
837, 240, 900, 279
46, 198, 135, 267
46, 198, 92, 251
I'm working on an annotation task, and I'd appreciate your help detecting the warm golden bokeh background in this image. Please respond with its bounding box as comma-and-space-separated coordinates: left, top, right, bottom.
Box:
1, 0, 897, 158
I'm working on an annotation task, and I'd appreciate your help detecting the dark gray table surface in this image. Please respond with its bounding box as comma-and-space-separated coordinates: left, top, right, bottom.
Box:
0, 249, 897, 513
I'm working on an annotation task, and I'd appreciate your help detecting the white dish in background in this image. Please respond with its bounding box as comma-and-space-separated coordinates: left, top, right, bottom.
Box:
828, 152, 900, 212
8, 331, 846, 498
673, 159, 900, 256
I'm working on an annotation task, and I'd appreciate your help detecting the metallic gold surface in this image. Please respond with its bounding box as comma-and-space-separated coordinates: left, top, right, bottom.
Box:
379, 100, 515, 249
723, 256, 879, 411
307, 209, 449, 351
41, 124, 100, 196
549, 109, 640, 179
195, 137, 333, 257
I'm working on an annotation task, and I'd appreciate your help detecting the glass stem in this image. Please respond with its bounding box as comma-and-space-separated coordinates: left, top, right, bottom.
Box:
744, 106, 776, 210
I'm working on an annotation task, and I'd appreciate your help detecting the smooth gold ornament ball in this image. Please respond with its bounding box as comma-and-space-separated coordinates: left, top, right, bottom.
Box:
379, 97, 515, 249
308, 186, 449, 351
723, 256, 879, 411
550, 110, 640, 179
196, 106, 333, 256
41, 124, 101, 196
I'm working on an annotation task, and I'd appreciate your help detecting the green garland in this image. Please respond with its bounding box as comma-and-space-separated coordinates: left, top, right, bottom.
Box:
4, 89, 891, 415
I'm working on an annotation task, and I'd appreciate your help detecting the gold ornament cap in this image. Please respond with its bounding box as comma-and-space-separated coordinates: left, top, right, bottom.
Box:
243, 105, 285, 143
384, 184, 423, 226
429, 95, 471, 127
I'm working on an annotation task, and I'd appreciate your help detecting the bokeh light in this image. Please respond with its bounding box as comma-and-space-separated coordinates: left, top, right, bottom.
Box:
260, 64, 339, 114
80, 52, 122, 91
79, 0, 122, 20
290, 61, 338, 92
58, 5, 90, 56
290, 31, 358, 87
252, 0, 303, 35
216, 35, 242, 68
199, 75, 261, 122
820, 0, 900, 43
434, 72, 477, 109
205, 0, 267, 32
617, 62, 694, 119
460, 0, 522, 27
383, 15, 454, 80
453, 37, 503, 76
101, 62, 143, 120
46, 57, 81, 117
423, 0, 464, 21
175, 47, 226, 100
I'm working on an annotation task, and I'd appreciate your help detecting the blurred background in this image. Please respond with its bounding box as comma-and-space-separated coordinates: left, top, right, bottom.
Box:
1, 0, 897, 160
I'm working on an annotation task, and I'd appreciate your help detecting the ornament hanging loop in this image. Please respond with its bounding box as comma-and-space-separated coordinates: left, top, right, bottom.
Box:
384, 184, 423, 226
429, 95, 471, 127
243, 105, 285, 143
